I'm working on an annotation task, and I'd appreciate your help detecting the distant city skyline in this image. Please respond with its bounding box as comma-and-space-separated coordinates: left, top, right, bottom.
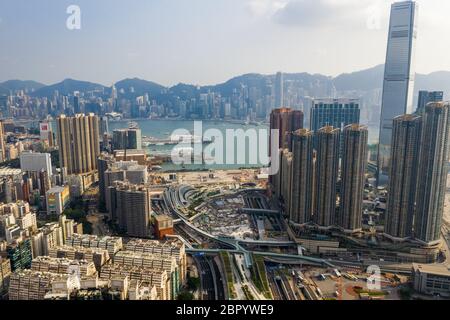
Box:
1, 0, 450, 86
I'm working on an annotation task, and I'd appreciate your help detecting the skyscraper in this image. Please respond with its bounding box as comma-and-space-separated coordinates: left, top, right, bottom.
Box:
56, 113, 100, 175
385, 114, 422, 239
274, 72, 284, 109
310, 98, 360, 133
314, 126, 340, 227
0, 121, 6, 163
414, 102, 450, 244
269, 108, 304, 152
378, 1, 418, 183
73, 95, 80, 114
338, 125, 368, 232
281, 149, 293, 216
112, 128, 142, 151
416, 91, 444, 114
289, 129, 314, 225
110, 182, 151, 238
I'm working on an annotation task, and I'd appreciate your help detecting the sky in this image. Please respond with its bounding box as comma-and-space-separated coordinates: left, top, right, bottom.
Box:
0, 0, 449, 86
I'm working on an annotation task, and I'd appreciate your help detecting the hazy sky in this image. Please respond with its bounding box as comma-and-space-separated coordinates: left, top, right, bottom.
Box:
0, 0, 449, 86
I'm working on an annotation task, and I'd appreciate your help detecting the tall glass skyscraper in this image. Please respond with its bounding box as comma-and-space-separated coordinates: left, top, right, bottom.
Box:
416, 91, 444, 114
378, 1, 418, 184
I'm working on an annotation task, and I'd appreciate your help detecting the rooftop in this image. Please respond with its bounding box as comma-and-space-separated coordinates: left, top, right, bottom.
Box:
412, 263, 450, 277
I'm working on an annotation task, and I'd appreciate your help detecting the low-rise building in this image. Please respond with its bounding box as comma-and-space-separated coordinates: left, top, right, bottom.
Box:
125, 239, 187, 285
154, 215, 174, 240
66, 234, 123, 257
48, 245, 110, 271
412, 263, 450, 297
31, 256, 97, 277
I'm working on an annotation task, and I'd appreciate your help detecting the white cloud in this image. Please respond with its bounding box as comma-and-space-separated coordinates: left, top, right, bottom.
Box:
270, 0, 391, 29
245, 0, 288, 17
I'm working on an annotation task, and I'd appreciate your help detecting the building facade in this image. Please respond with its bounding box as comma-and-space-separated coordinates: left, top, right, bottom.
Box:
416, 91, 444, 114
313, 126, 340, 227
338, 125, 368, 232
289, 129, 314, 225
414, 102, 450, 244
310, 98, 360, 134
378, 1, 419, 182
269, 108, 304, 152
56, 113, 100, 175
385, 114, 422, 239
112, 128, 142, 151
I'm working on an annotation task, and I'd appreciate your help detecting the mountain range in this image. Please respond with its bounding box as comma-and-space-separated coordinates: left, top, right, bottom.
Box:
1, 64, 449, 101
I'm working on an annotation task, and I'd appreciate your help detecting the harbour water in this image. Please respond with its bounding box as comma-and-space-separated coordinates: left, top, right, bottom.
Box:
108, 119, 270, 171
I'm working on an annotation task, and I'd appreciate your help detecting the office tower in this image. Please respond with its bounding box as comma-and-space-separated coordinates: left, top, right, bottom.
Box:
416, 91, 444, 114
111, 83, 118, 111
20, 152, 53, 175
313, 126, 340, 227
7, 238, 33, 271
269, 108, 304, 152
100, 116, 109, 135
414, 102, 450, 244
274, 72, 284, 108
289, 129, 314, 224
0, 121, 5, 163
0, 95, 8, 114
385, 115, 422, 239
111, 182, 151, 238
39, 122, 54, 147
310, 98, 360, 133
378, 1, 419, 182
73, 95, 80, 114
338, 125, 368, 232
112, 128, 142, 151
56, 113, 100, 175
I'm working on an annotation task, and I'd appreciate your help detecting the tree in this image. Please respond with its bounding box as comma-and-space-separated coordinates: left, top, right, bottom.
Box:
177, 291, 194, 300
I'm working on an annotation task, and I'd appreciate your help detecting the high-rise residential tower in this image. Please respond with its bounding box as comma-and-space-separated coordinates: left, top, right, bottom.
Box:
338, 125, 368, 232
378, 1, 418, 183
414, 102, 450, 244
289, 129, 314, 225
269, 108, 303, 152
313, 126, 340, 227
385, 114, 422, 239
281, 149, 293, 216
110, 181, 151, 238
0, 121, 6, 163
56, 113, 100, 175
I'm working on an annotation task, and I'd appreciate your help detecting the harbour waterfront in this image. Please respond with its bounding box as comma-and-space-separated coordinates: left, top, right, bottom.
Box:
108, 119, 270, 171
